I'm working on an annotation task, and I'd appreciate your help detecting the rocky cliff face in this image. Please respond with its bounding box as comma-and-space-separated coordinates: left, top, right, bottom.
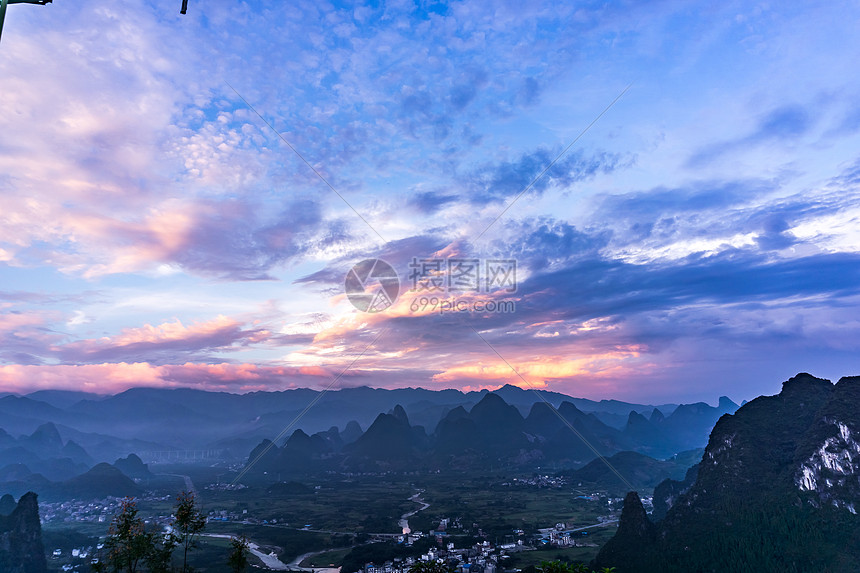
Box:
0, 491, 47, 573
796, 419, 860, 512
793, 375, 860, 514
595, 373, 860, 573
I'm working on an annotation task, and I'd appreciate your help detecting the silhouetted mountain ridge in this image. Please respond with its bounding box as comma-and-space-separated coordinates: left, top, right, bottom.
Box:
0, 385, 713, 461
244, 392, 724, 475
595, 373, 860, 572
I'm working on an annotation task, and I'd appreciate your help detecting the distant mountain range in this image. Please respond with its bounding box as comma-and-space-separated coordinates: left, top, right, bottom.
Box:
0, 441, 146, 501
0, 384, 739, 500
595, 373, 860, 572
244, 391, 735, 476
0, 384, 733, 461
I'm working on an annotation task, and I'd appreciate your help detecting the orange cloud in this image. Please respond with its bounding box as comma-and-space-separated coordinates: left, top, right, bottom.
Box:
432, 350, 645, 384
112, 315, 238, 345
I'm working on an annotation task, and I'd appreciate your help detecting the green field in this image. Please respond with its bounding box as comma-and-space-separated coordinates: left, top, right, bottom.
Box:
198, 478, 416, 534
302, 547, 355, 567
48, 471, 628, 571
408, 474, 618, 538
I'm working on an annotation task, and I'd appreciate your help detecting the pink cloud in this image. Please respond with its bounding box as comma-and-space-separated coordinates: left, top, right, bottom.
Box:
59, 315, 262, 351
49, 315, 270, 363
0, 362, 336, 395
0, 2, 328, 281
0, 311, 54, 333
0, 309, 65, 358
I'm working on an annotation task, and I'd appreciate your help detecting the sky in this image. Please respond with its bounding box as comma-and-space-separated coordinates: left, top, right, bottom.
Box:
1, 0, 860, 404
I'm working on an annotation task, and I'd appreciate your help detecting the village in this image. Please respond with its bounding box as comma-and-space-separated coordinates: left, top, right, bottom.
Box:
351, 508, 619, 573
37, 481, 623, 573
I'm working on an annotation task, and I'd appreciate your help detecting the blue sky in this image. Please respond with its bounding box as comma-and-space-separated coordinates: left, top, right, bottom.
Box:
1, 0, 859, 403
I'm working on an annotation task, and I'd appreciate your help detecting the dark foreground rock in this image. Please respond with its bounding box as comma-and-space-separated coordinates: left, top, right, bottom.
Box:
0, 491, 47, 573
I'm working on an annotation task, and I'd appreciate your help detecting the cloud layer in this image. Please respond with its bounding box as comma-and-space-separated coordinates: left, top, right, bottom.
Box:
1, 1, 860, 402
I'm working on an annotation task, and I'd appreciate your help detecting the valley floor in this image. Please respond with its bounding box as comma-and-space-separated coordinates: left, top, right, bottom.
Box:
40, 466, 628, 572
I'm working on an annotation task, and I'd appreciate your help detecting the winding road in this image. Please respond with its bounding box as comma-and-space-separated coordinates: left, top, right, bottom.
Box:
159, 473, 197, 496
201, 491, 431, 571
288, 549, 342, 573
249, 541, 290, 571
202, 534, 290, 570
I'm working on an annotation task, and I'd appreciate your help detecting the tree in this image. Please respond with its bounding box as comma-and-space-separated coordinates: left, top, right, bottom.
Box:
144, 532, 178, 573
407, 562, 453, 573
173, 491, 206, 572
226, 536, 250, 573
94, 492, 208, 573
535, 561, 610, 573
101, 498, 154, 573
94, 497, 181, 573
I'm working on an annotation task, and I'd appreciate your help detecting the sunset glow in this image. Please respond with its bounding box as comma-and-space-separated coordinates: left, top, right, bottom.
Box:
2, 1, 860, 403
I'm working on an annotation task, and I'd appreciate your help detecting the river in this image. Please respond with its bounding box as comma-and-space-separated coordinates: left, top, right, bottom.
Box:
398, 491, 430, 535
